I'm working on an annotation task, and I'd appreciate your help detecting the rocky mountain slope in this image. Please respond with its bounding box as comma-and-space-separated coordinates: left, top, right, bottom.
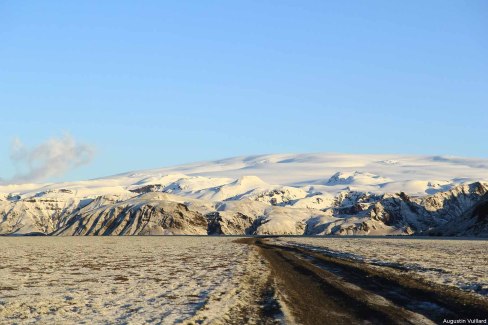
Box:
1, 153, 488, 236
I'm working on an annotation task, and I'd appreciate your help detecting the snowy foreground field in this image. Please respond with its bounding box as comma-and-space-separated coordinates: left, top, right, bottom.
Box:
1, 237, 487, 324
0, 237, 273, 324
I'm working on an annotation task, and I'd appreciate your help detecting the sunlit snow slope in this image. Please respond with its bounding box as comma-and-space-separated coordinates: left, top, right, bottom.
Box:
1, 153, 488, 236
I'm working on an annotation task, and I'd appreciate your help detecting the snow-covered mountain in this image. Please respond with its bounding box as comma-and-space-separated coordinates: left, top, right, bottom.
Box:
1, 153, 488, 236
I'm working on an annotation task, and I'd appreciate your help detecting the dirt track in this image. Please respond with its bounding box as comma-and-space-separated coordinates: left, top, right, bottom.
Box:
238, 238, 488, 325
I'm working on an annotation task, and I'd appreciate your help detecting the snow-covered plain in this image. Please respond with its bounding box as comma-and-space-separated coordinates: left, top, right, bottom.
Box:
1, 237, 486, 324
275, 237, 488, 296
0, 237, 273, 325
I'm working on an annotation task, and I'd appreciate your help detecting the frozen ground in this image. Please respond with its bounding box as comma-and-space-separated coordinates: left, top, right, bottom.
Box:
1, 237, 486, 324
0, 237, 275, 325
275, 237, 488, 296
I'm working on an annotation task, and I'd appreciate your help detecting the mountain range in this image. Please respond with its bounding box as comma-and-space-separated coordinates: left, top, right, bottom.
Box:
1, 153, 488, 236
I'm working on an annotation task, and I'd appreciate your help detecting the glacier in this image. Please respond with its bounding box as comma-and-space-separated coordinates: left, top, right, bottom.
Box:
1, 153, 488, 236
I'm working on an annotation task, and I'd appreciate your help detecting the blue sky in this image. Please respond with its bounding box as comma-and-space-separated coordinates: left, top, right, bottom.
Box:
1, 0, 487, 182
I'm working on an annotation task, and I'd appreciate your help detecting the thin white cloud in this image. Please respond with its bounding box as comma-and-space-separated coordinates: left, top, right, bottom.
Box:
9, 134, 95, 183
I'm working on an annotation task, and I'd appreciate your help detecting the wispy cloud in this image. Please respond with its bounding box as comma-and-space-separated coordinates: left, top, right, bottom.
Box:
9, 134, 95, 183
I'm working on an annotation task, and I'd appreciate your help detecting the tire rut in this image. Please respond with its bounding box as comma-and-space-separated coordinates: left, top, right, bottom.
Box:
238, 238, 488, 325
